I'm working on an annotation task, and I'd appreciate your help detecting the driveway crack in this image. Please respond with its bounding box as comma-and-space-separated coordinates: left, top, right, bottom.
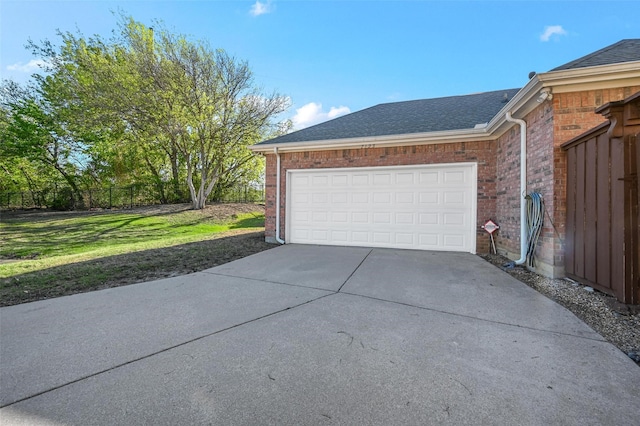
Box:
0, 293, 333, 409
339, 291, 608, 343
337, 249, 373, 293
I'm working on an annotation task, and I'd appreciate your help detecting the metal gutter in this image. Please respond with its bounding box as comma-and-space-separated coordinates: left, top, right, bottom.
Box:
504, 112, 528, 265
274, 147, 285, 244
251, 61, 640, 154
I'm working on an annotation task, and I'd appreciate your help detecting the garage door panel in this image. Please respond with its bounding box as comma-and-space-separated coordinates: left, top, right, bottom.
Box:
373, 192, 392, 204
331, 211, 348, 222
352, 193, 368, 203
395, 233, 414, 245
332, 175, 348, 186
419, 213, 439, 225
373, 173, 392, 185
395, 212, 414, 224
419, 171, 439, 184
293, 211, 310, 222
443, 234, 465, 248
444, 191, 466, 204
331, 230, 348, 242
396, 192, 414, 203
396, 172, 415, 184
312, 176, 328, 185
312, 211, 328, 222
292, 175, 309, 186
331, 192, 348, 203
373, 233, 391, 243
443, 213, 465, 225
373, 212, 391, 224
352, 212, 369, 223
352, 232, 369, 243
293, 229, 309, 240
293, 193, 310, 203
312, 230, 328, 241
352, 174, 369, 185
418, 235, 442, 250
288, 164, 476, 252
443, 170, 466, 184
419, 192, 439, 204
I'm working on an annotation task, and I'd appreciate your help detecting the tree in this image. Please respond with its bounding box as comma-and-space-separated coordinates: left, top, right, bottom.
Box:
130, 19, 289, 209
0, 79, 85, 207
30, 15, 290, 209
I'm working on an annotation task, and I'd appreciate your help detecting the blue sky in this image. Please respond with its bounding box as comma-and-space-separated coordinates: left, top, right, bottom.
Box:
1, 0, 639, 129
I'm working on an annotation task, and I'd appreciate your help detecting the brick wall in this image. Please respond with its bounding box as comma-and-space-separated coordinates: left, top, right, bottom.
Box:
264, 86, 640, 267
550, 86, 640, 274
495, 103, 556, 273
495, 85, 640, 277
265, 141, 497, 252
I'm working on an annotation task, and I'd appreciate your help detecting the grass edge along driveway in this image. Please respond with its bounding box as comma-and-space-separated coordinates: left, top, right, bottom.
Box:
0, 204, 274, 306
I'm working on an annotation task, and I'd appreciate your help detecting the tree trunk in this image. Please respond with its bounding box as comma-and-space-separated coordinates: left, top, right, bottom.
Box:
143, 155, 168, 204
51, 163, 84, 209
185, 158, 201, 209
169, 146, 183, 202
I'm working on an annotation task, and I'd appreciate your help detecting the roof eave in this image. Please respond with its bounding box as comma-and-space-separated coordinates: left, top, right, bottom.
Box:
249, 127, 493, 153
539, 61, 640, 92
250, 60, 640, 153
487, 61, 640, 136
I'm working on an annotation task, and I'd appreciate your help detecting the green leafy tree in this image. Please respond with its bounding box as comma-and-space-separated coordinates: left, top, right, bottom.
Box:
30, 15, 289, 209
0, 79, 85, 208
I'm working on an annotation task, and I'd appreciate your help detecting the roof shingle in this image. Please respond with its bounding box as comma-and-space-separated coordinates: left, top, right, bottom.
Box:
258, 88, 520, 145
257, 39, 639, 147
550, 39, 640, 71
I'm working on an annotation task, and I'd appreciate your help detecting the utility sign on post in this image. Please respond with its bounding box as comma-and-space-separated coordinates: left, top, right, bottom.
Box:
483, 219, 499, 234
482, 219, 499, 254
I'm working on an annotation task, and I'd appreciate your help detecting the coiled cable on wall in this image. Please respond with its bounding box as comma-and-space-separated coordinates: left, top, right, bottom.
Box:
525, 192, 544, 267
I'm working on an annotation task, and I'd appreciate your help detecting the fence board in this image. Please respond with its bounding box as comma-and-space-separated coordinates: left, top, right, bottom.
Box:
584, 138, 597, 283
596, 132, 611, 289
565, 148, 576, 275
563, 91, 640, 304
610, 137, 625, 297
575, 143, 586, 278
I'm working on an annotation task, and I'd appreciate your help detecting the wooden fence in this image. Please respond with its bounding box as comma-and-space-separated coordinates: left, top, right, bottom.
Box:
562, 92, 639, 304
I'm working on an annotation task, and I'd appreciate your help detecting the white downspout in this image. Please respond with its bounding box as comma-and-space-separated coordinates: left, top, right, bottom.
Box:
274, 147, 285, 244
505, 112, 527, 265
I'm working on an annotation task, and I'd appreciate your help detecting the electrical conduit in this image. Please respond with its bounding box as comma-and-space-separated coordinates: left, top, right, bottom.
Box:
505, 112, 527, 265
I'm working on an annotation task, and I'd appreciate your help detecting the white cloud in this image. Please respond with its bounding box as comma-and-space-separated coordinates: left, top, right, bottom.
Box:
250, 0, 272, 16
540, 25, 567, 42
6, 59, 47, 73
292, 102, 351, 129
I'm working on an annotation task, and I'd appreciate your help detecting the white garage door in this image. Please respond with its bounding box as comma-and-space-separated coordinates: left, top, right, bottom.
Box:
287, 163, 477, 252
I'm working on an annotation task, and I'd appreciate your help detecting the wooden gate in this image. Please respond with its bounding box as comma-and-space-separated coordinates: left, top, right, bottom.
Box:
562, 92, 639, 305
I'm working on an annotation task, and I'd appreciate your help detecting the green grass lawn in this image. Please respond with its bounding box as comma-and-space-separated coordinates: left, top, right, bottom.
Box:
0, 205, 273, 306
0, 206, 265, 278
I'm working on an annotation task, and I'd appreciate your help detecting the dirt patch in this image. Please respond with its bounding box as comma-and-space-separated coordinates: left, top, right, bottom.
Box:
1, 229, 275, 307
0, 202, 262, 222
480, 253, 640, 366
1, 203, 275, 306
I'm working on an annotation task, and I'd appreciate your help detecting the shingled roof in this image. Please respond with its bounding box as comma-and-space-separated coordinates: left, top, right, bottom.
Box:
256, 40, 639, 148
258, 88, 520, 145
550, 39, 640, 71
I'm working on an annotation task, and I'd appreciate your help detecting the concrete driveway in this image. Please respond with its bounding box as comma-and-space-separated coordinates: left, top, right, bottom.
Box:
1, 245, 638, 425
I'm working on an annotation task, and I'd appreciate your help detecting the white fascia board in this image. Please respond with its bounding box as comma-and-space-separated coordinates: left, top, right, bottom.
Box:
486, 61, 640, 135
250, 61, 640, 154
485, 78, 543, 132
536, 61, 640, 92
249, 127, 493, 153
